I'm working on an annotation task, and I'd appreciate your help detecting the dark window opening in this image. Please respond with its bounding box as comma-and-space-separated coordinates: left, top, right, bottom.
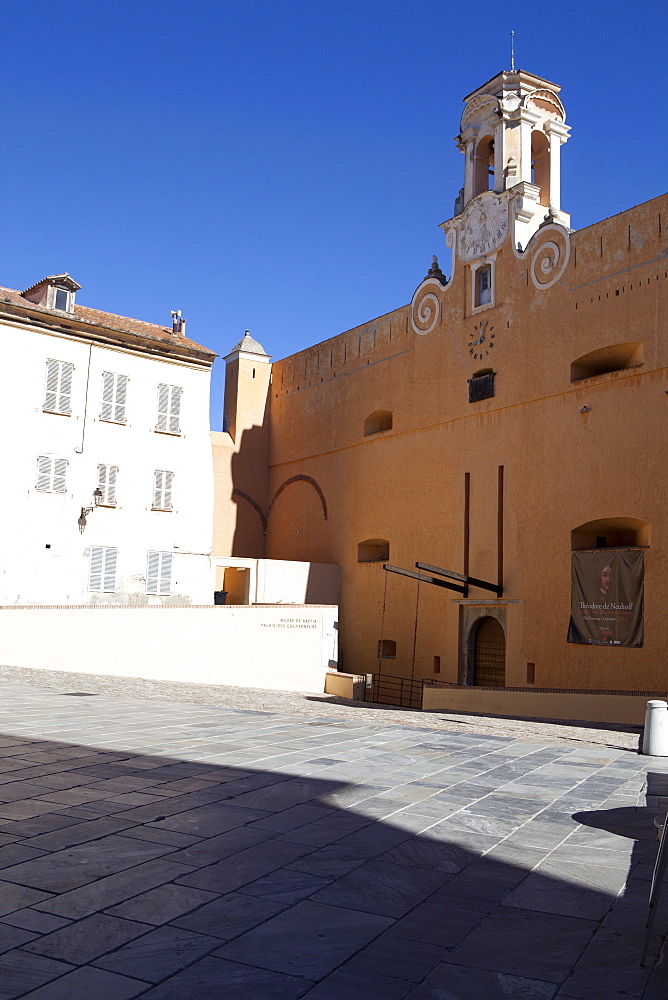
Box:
526, 662, 535, 684
571, 517, 650, 550
358, 539, 390, 563
468, 369, 495, 403
570, 342, 643, 381
476, 266, 492, 306
377, 639, 396, 659
433, 655, 441, 674
54, 288, 69, 311
364, 409, 393, 435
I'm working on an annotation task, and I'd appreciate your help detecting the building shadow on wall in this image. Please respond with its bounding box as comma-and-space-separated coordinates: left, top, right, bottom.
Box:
0, 727, 666, 996
229, 412, 271, 559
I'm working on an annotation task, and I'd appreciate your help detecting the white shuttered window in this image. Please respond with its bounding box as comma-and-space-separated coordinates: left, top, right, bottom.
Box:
36, 456, 67, 493
156, 384, 182, 433
146, 551, 172, 596
97, 464, 118, 506
100, 373, 128, 423
88, 546, 118, 592
43, 360, 74, 414
152, 470, 174, 510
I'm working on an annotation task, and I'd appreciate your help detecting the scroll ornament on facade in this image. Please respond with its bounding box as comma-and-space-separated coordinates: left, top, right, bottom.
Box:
526, 222, 571, 290
410, 250, 450, 336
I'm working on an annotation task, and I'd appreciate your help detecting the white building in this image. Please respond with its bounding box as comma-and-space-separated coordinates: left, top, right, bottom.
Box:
0, 273, 216, 606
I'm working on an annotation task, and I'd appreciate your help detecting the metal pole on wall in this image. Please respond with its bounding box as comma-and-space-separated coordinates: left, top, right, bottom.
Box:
642, 700, 668, 756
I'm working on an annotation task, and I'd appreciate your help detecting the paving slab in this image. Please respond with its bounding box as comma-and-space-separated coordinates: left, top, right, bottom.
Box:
0, 674, 664, 996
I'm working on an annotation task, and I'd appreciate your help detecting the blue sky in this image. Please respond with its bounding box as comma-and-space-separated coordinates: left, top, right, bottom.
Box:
1, 0, 666, 427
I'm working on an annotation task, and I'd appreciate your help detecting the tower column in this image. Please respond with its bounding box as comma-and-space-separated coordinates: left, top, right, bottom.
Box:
493, 121, 507, 193
544, 120, 570, 212
461, 133, 476, 205
518, 107, 541, 184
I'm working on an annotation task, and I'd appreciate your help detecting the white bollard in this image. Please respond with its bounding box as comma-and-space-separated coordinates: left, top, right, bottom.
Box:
642, 700, 668, 756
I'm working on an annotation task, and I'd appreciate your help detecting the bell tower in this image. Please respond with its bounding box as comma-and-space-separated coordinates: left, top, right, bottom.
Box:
448, 69, 570, 251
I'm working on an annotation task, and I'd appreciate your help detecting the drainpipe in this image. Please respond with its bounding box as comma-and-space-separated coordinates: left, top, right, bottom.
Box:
74, 343, 93, 454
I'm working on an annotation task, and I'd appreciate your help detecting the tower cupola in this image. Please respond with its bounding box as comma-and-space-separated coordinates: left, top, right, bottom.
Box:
450, 69, 570, 250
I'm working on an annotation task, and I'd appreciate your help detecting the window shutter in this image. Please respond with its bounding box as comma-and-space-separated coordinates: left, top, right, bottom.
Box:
159, 552, 173, 595
146, 551, 161, 595
107, 465, 117, 505
168, 387, 182, 433
44, 361, 59, 412
114, 375, 127, 423
103, 548, 118, 592
53, 459, 67, 493
101, 373, 128, 423
44, 360, 73, 414
89, 546, 104, 590
89, 546, 118, 592
163, 471, 173, 509
101, 373, 115, 420
157, 384, 170, 431
98, 464, 118, 505
36, 456, 52, 491
153, 470, 163, 508
157, 384, 182, 433
153, 470, 173, 510
57, 362, 73, 414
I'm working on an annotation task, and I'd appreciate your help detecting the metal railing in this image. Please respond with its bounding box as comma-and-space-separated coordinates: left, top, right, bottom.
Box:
366, 672, 423, 709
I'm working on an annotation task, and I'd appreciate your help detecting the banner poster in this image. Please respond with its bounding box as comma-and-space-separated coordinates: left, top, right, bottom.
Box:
568, 549, 643, 647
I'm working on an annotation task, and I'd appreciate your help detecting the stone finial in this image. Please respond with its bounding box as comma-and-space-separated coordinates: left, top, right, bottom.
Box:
424, 255, 447, 286
543, 202, 559, 225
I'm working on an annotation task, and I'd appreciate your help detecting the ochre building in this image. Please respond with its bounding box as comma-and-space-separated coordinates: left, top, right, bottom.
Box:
213, 68, 667, 709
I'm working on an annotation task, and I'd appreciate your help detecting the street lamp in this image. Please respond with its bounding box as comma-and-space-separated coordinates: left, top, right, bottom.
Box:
78, 487, 104, 533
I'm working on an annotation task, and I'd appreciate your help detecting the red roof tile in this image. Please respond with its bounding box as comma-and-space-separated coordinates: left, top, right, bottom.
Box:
0, 285, 216, 360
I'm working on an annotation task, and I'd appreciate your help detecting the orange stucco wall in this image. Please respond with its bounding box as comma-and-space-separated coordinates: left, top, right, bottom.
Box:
214, 193, 668, 695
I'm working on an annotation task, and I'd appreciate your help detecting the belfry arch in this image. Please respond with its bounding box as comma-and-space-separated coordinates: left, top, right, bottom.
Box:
473, 136, 495, 197
531, 129, 550, 205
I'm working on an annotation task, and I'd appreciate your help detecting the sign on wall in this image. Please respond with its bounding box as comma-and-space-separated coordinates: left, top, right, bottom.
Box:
568, 549, 643, 647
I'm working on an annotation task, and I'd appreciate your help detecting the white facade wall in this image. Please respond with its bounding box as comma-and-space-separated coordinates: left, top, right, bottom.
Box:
0, 605, 338, 693
211, 557, 339, 606
0, 315, 214, 605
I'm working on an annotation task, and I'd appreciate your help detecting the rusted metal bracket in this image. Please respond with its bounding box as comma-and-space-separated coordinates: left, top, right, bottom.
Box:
382, 564, 467, 595
381, 561, 503, 598
416, 561, 503, 597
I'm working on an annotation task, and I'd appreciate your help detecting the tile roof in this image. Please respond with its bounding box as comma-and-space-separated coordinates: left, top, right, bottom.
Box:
229, 331, 269, 356
0, 285, 216, 360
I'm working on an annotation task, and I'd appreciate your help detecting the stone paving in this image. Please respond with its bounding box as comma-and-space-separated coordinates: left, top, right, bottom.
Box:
0, 677, 666, 999
0, 665, 644, 751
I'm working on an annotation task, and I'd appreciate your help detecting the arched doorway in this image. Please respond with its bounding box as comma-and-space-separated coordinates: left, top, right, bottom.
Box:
473, 616, 506, 687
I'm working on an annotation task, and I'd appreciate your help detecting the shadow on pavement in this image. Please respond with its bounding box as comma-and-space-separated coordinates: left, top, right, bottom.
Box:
0, 729, 665, 999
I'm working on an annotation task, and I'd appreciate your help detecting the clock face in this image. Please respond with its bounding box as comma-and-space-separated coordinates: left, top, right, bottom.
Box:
459, 195, 508, 261
467, 319, 495, 362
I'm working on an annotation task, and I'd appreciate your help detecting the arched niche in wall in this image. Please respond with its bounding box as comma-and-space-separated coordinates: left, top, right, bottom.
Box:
364, 410, 393, 436
571, 517, 650, 551
358, 538, 390, 563
570, 343, 643, 382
